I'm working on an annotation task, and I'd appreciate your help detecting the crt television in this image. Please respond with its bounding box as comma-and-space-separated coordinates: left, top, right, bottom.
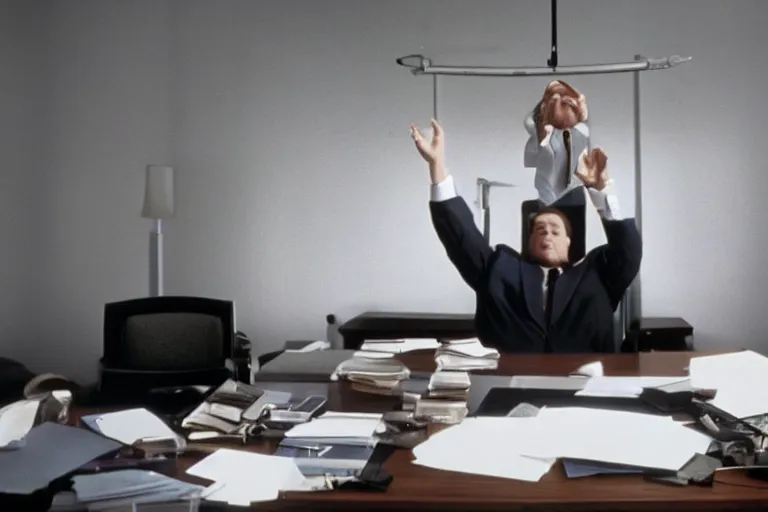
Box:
99, 296, 235, 396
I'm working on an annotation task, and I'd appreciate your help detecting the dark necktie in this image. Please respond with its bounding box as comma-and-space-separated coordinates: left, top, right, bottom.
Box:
563, 129, 572, 186
545, 268, 560, 327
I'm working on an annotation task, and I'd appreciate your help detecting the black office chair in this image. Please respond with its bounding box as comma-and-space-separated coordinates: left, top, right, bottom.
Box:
98, 296, 236, 405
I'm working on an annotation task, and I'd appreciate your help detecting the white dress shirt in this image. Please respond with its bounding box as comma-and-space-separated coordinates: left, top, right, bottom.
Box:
430, 174, 622, 221
540, 266, 561, 310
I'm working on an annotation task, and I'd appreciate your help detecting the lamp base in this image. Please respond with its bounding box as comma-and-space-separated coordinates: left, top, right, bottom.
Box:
149, 219, 163, 296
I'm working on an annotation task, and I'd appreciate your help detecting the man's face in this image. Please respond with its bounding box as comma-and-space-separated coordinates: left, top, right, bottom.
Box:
529, 213, 570, 267
541, 81, 584, 131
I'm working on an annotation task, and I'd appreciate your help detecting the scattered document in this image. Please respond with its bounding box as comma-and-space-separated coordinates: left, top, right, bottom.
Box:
575, 377, 689, 397
689, 350, 768, 419
519, 408, 713, 471
412, 408, 714, 480
359, 338, 440, 353
82, 408, 179, 446
188, 449, 307, 506
509, 375, 587, 390
412, 417, 555, 482
571, 361, 604, 377
72, 469, 203, 510
0, 422, 122, 495
0, 399, 40, 449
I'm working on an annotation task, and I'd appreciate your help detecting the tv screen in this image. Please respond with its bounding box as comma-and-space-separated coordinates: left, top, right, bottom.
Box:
120, 312, 225, 371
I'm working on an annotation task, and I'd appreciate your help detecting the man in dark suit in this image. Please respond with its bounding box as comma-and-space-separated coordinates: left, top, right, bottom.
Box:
409, 120, 642, 353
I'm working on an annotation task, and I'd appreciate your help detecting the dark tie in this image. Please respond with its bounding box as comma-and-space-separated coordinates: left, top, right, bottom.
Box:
563, 129, 572, 186
545, 268, 560, 327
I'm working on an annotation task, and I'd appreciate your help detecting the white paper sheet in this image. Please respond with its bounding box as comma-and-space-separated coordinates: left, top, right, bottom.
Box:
575, 377, 689, 397
92, 408, 177, 445
689, 350, 768, 419
284, 414, 383, 440
189, 449, 306, 506
360, 338, 440, 353
519, 408, 713, 471
0, 400, 39, 448
412, 417, 556, 482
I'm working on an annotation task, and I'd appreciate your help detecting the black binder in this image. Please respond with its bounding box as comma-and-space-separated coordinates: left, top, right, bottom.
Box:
474, 387, 668, 417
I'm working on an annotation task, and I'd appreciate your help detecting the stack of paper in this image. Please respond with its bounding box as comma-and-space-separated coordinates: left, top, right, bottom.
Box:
427, 371, 471, 400
689, 350, 768, 419
358, 338, 440, 354
332, 357, 411, 395
187, 449, 309, 507
435, 338, 499, 371
71, 469, 204, 510
410, 371, 472, 424
283, 412, 384, 446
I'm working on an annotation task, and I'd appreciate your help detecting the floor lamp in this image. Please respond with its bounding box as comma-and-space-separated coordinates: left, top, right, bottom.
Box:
141, 165, 174, 297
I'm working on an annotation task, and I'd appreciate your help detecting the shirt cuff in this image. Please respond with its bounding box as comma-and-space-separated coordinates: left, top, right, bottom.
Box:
430, 175, 458, 202
587, 186, 622, 221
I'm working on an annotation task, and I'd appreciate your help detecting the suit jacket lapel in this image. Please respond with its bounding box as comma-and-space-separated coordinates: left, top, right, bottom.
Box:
521, 263, 545, 332
551, 262, 588, 326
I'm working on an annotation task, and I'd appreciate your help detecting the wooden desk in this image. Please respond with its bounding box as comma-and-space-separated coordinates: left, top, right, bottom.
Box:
338, 311, 476, 349
73, 351, 768, 511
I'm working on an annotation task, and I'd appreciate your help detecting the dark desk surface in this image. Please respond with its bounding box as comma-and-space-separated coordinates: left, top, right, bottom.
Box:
73, 350, 768, 511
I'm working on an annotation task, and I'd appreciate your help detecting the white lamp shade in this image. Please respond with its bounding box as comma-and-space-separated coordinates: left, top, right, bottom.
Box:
142, 165, 174, 219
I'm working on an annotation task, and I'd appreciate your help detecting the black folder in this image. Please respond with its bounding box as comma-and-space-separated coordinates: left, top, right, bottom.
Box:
473, 387, 668, 417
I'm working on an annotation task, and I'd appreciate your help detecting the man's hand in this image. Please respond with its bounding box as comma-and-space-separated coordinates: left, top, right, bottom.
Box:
575, 147, 611, 191
537, 80, 588, 141
411, 119, 447, 184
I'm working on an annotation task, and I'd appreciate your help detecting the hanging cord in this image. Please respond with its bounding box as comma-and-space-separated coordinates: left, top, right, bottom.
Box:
546, 0, 558, 69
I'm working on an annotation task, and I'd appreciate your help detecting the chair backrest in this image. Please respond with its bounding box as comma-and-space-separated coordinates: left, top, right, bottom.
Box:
102, 296, 234, 372
521, 193, 587, 263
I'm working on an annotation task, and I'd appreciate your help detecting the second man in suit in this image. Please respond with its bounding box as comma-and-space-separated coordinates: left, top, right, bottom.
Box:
410, 120, 642, 353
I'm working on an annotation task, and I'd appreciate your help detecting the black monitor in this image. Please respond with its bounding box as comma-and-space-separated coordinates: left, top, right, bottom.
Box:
99, 296, 235, 400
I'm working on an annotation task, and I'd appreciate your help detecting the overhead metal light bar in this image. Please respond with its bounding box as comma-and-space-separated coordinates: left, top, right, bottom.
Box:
396, 53, 691, 77
396, 0, 690, 78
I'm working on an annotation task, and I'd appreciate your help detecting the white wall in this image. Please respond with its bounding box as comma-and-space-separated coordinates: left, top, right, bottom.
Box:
0, 0, 47, 363
4, 0, 767, 382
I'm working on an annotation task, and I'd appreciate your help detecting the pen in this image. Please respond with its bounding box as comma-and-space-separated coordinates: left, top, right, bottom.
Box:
280, 441, 323, 451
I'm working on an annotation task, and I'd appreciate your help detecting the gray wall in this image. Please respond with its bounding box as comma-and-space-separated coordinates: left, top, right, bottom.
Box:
2, 0, 766, 382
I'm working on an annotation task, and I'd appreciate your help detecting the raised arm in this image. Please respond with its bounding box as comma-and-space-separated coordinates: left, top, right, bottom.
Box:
411, 120, 493, 290
576, 148, 643, 308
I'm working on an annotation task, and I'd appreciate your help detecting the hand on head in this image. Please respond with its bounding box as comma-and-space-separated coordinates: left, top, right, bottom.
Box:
410, 119, 444, 167
575, 147, 611, 191
538, 80, 588, 135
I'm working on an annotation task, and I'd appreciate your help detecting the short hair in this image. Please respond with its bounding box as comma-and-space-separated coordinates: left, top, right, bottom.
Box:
530, 207, 572, 238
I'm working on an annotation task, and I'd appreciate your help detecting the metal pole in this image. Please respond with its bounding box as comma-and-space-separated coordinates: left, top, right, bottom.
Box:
149, 218, 163, 296
617, 55, 645, 350
432, 74, 439, 121
629, 55, 643, 331
396, 55, 691, 78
